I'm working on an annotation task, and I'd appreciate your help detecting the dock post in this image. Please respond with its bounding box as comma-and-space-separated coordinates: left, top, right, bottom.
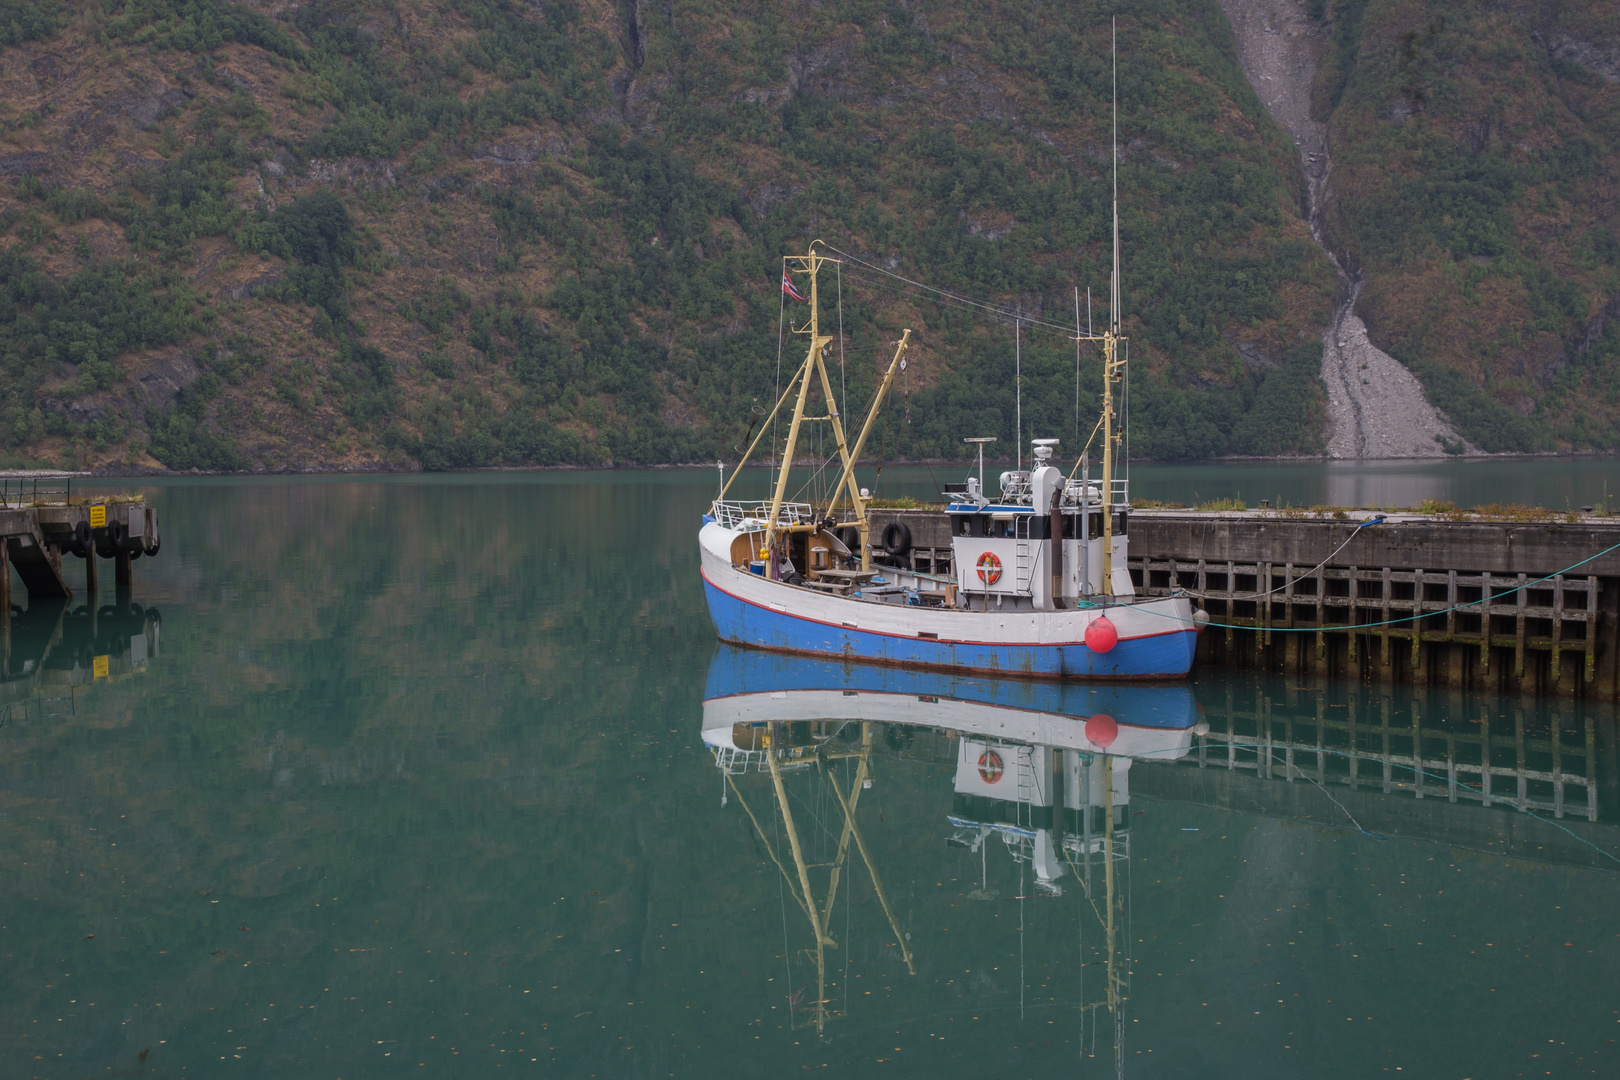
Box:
1282, 561, 1296, 670
1587, 576, 1598, 684
1225, 560, 1235, 650
115, 550, 132, 589
1263, 561, 1273, 651
1514, 573, 1527, 680
85, 546, 97, 597
1315, 564, 1326, 663
1380, 567, 1392, 671
1348, 566, 1359, 667
1412, 569, 1425, 678
1551, 576, 1564, 686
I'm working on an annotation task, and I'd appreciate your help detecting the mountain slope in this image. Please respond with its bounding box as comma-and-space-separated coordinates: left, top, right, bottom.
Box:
7, 0, 1616, 471
0, 0, 1342, 471
1315, 0, 1620, 452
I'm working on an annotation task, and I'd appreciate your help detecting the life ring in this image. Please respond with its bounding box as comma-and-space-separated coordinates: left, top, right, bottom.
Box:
976, 551, 1002, 585
881, 521, 911, 556
977, 750, 1004, 783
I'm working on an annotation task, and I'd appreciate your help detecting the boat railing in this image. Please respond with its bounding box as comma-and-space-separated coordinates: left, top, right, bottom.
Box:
712, 745, 817, 775
710, 500, 816, 530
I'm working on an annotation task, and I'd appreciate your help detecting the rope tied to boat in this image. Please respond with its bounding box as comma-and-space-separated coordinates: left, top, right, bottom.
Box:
1176, 514, 1388, 602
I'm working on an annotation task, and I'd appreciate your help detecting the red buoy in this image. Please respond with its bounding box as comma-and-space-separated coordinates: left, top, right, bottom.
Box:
1085, 615, 1118, 653
1085, 712, 1118, 748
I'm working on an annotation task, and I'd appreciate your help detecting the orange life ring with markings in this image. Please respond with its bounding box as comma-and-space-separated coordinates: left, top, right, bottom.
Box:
977, 750, 1004, 783
976, 551, 1003, 585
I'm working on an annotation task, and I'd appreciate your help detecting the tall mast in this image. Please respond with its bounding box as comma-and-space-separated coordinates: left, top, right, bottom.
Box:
764, 252, 832, 566
1101, 16, 1122, 598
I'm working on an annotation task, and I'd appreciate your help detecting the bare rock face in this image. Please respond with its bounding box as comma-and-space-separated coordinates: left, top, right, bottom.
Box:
1219, 0, 1468, 458
136, 351, 202, 409
1539, 32, 1620, 84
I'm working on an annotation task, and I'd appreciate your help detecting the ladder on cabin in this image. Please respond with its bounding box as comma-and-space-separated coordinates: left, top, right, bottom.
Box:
1014, 517, 1033, 593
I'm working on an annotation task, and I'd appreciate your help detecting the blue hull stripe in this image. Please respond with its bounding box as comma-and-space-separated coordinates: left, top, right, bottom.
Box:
704, 646, 1198, 728
702, 573, 1197, 681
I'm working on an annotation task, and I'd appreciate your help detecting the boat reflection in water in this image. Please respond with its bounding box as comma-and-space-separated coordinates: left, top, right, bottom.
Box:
700, 646, 1202, 1046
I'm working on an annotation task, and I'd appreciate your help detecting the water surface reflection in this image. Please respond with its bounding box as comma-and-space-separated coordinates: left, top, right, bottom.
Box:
1, 474, 1616, 1079
702, 649, 1194, 1061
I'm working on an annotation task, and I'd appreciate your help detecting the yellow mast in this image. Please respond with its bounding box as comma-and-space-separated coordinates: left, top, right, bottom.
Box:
756, 244, 911, 574
1076, 17, 1126, 599
761, 250, 832, 561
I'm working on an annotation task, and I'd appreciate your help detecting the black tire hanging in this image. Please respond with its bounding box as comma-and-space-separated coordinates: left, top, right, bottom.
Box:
834, 525, 861, 554
881, 521, 911, 557
72, 519, 90, 558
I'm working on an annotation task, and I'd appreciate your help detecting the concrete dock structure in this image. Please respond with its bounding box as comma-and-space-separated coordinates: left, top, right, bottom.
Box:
2, 473, 161, 604
867, 507, 1620, 700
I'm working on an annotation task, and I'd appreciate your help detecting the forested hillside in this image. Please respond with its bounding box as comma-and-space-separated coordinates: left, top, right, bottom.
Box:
1317, 0, 1620, 452
0, 0, 1612, 471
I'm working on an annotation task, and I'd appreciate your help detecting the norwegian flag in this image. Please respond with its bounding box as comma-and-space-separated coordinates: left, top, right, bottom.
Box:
781, 270, 807, 302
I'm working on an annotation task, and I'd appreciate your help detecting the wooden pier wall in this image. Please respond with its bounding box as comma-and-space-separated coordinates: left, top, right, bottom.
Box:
866, 508, 1620, 700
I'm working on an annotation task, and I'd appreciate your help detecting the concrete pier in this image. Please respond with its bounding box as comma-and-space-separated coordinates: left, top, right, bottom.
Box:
866, 507, 1620, 700
1, 474, 160, 605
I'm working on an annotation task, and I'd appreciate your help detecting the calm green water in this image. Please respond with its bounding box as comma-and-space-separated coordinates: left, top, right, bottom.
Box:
4, 470, 1619, 1079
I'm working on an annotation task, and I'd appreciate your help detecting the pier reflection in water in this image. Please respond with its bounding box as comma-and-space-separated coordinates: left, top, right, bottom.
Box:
3, 474, 1619, 1079
2, 597, 161, 725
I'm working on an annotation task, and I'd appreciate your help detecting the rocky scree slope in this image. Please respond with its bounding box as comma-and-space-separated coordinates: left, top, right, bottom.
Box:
1311, 0, 1620, 454
1221, 0, 1468, 458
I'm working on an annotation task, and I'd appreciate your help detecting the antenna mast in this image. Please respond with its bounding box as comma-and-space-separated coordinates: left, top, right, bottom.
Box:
1100, 16, 1125, 598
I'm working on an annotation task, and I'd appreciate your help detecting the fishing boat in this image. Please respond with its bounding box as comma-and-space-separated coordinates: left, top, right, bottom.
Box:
700, 116, 1205, 677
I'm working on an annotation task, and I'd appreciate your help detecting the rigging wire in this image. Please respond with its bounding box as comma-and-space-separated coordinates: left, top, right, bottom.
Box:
822, 242, 1083, 335
839, 268, 1081, 343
